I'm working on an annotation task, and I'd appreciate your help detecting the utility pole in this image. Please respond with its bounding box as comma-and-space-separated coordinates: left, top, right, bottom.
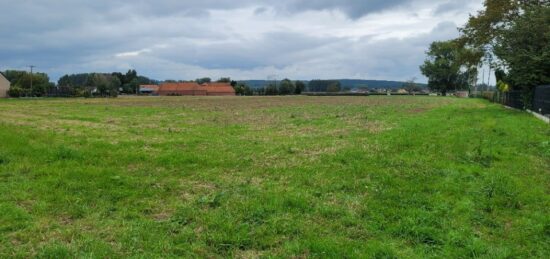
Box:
29, 65, 35, 97
487, 66, 492, 91
487, 56, 493, 91
481, 68, 485, 95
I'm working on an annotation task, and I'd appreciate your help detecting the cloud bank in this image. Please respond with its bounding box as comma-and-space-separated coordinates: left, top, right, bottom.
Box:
0, 0, 483, 82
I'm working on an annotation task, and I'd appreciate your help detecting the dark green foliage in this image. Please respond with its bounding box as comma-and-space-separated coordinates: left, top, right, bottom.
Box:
494, 6, 550, 91
327, 82, 341, 92
7, 86, 26, 98
294, 81, 306, 94
456, 2, 549, 105
195, 77, 212, 84
403, 79, 422, 94
4, 70, 54, 97
217, 77, 231, 83
241, 80, 426, 91
233, 82, 254, 96
59, 70, 154, 96
420, 41, 470, 95
278, 79, 295, 95
308, 80, 341, 92
85, 73, 120, 97
265, 83, 279, 95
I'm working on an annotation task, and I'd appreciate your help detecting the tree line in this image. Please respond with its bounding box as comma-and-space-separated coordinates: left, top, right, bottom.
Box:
4, 69, 157, 97
420, 0, 550, 104
232, 79, 340, 96
4, 70, 55, 97
3, 70, 347, 98
57, 70, 157, 97
218, 78, 326, 96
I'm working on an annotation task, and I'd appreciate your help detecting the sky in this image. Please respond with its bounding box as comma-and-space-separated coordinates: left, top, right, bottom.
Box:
0, 0, 485, 83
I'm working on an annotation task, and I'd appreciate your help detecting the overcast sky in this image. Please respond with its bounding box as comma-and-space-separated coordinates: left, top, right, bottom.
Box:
0, 0, 484, 82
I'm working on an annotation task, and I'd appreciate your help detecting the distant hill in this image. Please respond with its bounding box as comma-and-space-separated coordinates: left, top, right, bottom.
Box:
238, 79, 427, 90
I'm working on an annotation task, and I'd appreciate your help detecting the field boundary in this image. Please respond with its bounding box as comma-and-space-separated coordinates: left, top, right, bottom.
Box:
527, 109, 550, 124
503, 105, 550, 124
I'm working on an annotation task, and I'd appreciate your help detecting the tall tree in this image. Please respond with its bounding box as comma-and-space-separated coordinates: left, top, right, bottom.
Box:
217, 77, 231, 83
403, 78, 422, 94
278, 79, 295, 95
4, 70, 53, 97
308, 80, 341, 92
265, 83, 279, 95
493, 5, 550, 91
420, 41, 469, 95
196, 77, 212, 84
326, 82, 341, 93
294, 81, 306, 94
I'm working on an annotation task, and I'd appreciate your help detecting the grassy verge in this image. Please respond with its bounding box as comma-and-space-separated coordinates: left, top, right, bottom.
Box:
0, 96, 548, 258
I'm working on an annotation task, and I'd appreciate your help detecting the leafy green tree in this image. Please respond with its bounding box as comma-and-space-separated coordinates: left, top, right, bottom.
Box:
196, 77, 212, 84
403, 78, 422, 94
294, 81, 306, 94
453, 1, 550, 107
461, 0, 548, 48
308, 80, 341, 92
255, 87, 266, 96
217, 77, 231, 83
86, 73, 119, 97
59, 73, 91, 88
125, 69, 137, 82
243, 85, 253, 96
137, 76, 156, 85
493, 5, 550, 91
7, 86, 25, 97
278, 79, 295, 95
4, 70, 53, 97
326, 82, 341, 93
233, 82, 254, 96
420, 41, 469, 95
59, 71, 150, 95
265, 83, 279, 95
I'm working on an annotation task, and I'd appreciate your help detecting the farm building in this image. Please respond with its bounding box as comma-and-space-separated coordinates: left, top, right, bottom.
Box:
201, 83, 238, 96
139, 84, 160, 95
157, 82, 235, 96
0, 72, 10, 97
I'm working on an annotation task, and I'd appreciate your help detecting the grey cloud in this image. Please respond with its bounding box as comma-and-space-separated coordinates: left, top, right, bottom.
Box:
288, 0, 409, 19
0, 1, 480, 82
434, 0, 479, 15
152, 32, 337, 70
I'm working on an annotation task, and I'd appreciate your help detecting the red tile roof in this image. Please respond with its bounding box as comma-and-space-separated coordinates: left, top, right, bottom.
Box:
202, 83, 236, 96
158, 82, 235, 96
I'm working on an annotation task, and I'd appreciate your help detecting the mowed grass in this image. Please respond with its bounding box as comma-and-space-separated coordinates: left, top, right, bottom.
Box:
0, 96, 548, 258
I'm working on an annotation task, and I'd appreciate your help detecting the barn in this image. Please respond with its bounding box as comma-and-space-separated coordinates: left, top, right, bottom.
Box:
201, 83, 237, 96
157, 83, 207, 96
0, 72, 10, 98
157, 82, 235, 96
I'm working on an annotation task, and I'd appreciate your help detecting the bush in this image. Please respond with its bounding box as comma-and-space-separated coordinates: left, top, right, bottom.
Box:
7, 86, 27, 97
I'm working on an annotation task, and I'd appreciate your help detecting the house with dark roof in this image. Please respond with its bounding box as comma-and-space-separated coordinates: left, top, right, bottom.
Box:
157, 82, 235, 96
139, 84, 160, 95
0, 72, 10, 98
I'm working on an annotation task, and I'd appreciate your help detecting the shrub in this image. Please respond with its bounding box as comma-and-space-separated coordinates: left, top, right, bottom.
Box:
7, 86, 26, 97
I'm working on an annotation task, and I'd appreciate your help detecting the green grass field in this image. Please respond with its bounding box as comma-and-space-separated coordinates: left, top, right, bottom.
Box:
0, 96, 548, 258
